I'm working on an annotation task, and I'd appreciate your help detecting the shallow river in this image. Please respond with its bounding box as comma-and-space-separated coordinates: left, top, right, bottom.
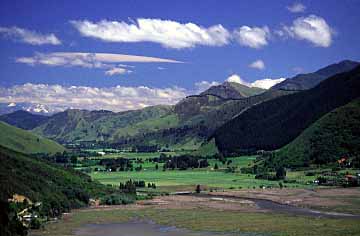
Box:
75, 222, 243, 236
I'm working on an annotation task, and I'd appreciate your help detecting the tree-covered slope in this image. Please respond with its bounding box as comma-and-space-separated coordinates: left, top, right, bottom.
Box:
272, 60, 359, 91
213, 65, 360, 155
0, 110, 49, 130
275, 98, 360, 167
0, 121, 65, 154
0, 145, 116, 235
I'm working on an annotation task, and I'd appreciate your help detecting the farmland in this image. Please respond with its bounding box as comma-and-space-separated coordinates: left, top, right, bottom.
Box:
73, 152, 319, 192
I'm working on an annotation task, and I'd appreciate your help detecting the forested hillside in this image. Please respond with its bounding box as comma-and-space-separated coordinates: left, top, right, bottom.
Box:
0, 110, 49, 130
0, 145, 120, 236
274, 98, 360, 167
213, 65, 360, 155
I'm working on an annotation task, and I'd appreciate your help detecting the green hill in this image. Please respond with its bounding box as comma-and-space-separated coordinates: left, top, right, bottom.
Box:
0, 121, 65, 154
275, 98, 360, 167
32, 105, 175, 143
213, 65, 360, 155
0, 145, 116, 235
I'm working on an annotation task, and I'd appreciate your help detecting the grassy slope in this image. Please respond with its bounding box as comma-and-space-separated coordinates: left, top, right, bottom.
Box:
194, 138, 219, 156
33, 105, 174, 143
276, 98, 360, 167
0, 121, 65, 154
111, 113, 179, 140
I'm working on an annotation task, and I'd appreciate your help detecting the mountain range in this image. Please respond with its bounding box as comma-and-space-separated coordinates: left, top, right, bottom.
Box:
1, 60, 359, 156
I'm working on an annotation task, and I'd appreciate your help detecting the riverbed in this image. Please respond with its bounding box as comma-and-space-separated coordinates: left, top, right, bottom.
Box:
74, 222, 244, 236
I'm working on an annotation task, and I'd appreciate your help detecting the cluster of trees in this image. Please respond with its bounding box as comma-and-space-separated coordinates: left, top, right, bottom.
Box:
34, 150, 102, 165
119, 180, 137, 194
164, 155, 209, 170
100, 158, 133, 171
119, 180, 157, 193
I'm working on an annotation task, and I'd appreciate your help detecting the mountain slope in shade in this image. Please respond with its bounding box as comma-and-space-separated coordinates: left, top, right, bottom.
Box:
274, 98, 360, 167
0, 121, 65, 154
201, 82, 265, 99
272, 60, 359, 91
213, 65, 360, 155
0, 110, 49, 130
0, 145, 114, 235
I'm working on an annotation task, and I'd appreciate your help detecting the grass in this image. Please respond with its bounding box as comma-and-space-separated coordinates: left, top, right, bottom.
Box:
90, 155, 316, 192
30, 207, 360, 236
0, 121, 65, 154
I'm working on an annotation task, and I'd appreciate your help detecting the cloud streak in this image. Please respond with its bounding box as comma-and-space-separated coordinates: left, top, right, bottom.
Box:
0, 26, 61, 45
287, 2, 306, 13
16, 52, 182, 75
0, 83, 188, 112
71, 18, 230, 49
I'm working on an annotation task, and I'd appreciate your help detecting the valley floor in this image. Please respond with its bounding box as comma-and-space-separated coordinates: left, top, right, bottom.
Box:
30, 188, 360, 236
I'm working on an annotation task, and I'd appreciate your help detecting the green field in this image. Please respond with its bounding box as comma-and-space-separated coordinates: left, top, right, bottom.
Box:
90, 155, 317, 192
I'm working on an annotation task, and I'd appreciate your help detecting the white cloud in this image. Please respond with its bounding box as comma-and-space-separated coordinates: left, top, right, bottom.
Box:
105, 67, 131, 76
249, 60, 265, 70
16, 52, 181, 66
16, 52, 182, 75
0, 26, 61, 45
233, 26, 270, 49
287, 2, 306, 13
226, 74, 285, 89
0, 83, 187, 112
71, 18, 231, 49
195, 81, 220, 93
281, 15, 333, 47
226, 74, 247, 84
250, 78, 285, 89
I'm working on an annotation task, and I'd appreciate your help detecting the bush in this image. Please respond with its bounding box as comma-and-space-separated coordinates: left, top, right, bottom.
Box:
30, 218, 41, 229
100, 193, 135, 205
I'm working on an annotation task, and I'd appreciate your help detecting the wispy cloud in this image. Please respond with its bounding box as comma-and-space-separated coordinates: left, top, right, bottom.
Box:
0, 83, 188, 112
0, 26, 61, 45
279, 15, 334, 47
233, 26, 270, 49
71, 18, 230, 49
105, 67, 132, 76
226, 74, 285, 89
195, 81, 220, 93
287, 2, 306, 13
249, 59, 265, 70
16, 52, 182, 75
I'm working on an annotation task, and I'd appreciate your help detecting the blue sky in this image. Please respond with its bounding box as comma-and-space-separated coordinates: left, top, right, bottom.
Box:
0, 0, 359, 112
